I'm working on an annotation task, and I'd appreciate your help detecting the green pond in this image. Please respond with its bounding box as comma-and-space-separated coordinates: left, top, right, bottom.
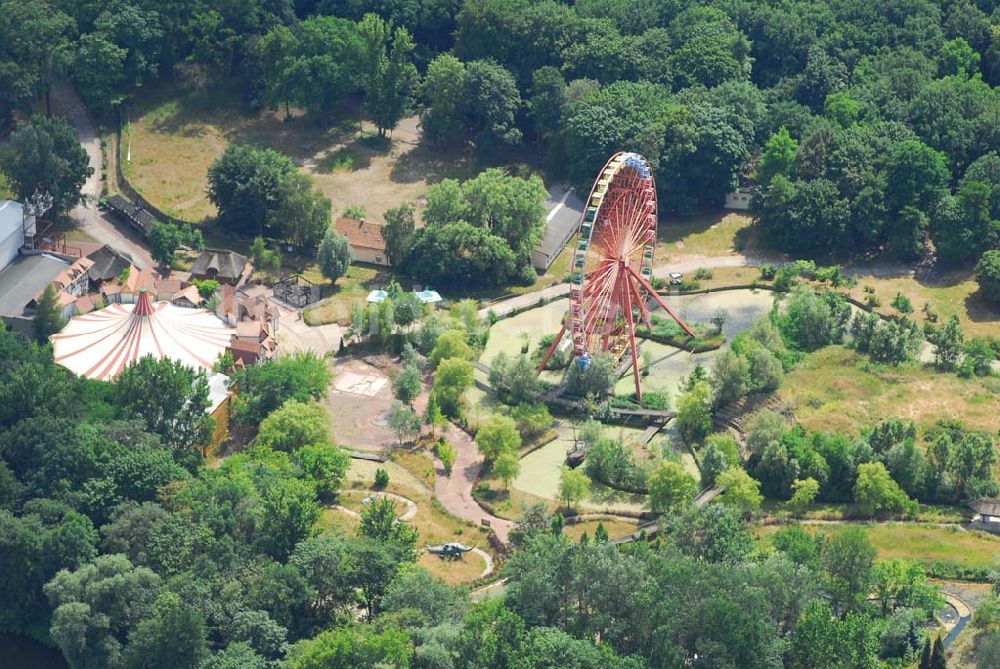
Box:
513, 423, 649, 514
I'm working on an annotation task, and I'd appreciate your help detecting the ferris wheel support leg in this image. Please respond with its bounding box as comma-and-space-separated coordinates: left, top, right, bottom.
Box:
627, 267, 696, 337
537, 320, 568, 374
622, 277, 643, 402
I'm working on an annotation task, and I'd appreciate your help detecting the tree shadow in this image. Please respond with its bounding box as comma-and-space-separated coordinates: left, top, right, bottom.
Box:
963, 289, 1000, 325
390, 141, 477, 185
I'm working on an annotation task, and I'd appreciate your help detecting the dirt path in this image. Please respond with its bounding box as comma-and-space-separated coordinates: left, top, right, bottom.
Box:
432, 422, 514, 544
50, 82, 155, 268
332, 490, 418, 521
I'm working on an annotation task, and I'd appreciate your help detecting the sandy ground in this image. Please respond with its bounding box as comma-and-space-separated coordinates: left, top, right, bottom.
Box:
324, 358, 398, 453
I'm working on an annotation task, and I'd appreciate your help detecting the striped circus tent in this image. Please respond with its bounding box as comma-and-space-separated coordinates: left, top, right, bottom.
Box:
51, 288, 236, 381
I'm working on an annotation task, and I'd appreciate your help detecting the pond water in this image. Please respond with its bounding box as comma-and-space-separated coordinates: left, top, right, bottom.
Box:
488, 289, 778, 507
618, 289, 778, 397
513, 422, 648, 514
480, 298, 569, 366
0, 634, 67, 669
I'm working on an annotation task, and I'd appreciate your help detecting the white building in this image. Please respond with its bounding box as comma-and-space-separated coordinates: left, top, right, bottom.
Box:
0, 200, 24, 271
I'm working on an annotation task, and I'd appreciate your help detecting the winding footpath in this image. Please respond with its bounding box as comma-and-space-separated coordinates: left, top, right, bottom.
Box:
432, 421, 515, 544
50, 82, 154, 268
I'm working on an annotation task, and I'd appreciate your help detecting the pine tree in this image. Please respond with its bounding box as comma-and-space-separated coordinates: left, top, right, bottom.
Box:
33, 284, 65, 342
930, 637, 947, 669
594, 522, 609, 543
918, 638, 931, 669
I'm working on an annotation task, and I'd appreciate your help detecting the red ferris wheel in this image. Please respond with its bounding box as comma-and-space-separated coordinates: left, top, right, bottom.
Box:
538, 152, 694, 401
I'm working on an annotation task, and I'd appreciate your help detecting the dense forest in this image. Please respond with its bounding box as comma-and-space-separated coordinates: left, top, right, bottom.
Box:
0, 321, 972, 668
3, 0, 999, 270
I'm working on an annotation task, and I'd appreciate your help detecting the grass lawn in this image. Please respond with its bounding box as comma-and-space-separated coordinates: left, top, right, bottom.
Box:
757, 522, 1000, 571
474, 477, 557, 520
778, 345, 1000, 435
563, 519, 637, 542
761, 499, 970, 523
657, 211, 753, 259
416, 551, 488, 585
315, 506, 359, 535
303, 264, 392, 325
841, 269, 998, 338
390, 448, 437, 490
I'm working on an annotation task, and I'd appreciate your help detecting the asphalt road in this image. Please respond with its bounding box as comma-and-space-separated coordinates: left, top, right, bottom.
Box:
50, 82, 154, 268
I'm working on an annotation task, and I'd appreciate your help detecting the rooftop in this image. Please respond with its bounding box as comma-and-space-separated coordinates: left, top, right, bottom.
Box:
0, 253, 72, 317
86, 244, 135, 282
0, 200, 23, 242
335, 218, 386, 251
51, 290, 237, 381
190, 249, 249, 281
534, 187, 585, 264
970, 498, 1000, 517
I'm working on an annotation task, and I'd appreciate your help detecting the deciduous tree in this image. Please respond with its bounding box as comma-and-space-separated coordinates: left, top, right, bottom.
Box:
4, 115, 91, 214
475, 414, 521, 461
255, 399, 331, 451
207, 145, 295, 236
317, 226, 352, 284
114, 355, 212, 451
648, 461, 697, 514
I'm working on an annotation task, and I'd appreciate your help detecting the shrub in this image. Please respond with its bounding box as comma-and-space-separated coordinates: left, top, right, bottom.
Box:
343, 204, 366, 220
759, 264, 777, 280
777, 286, 850, 351
192, 279, 219, 299
584, 437, 648, 493
374, 468, 390, 488
641, 391, 670, 410
511, 403, 553, 439
693, 267, 713, 280
891, 292, 914, 314
976, 250, 1000, 303
517, 265, 537, 285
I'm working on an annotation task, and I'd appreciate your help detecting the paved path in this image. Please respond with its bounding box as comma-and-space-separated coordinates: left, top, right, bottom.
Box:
470, 547, 495, 580
431, 421, 514, 544
273, 301, 343, 354
333, 490, 418, 521
50, 82, 154, 268
942, 593, 973, 648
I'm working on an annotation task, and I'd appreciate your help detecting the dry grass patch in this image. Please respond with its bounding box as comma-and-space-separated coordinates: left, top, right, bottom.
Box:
316, 469, 495, 584
417, 551, 488, 585
840, 269, 998, 338
390, 449, 437, 490
562, 519, 637, 542
657, 211, 753, 259
337, 489, 409, 516
126, 76, 494, 227
759, 522, 1000, 575
778, 346, 1000, 435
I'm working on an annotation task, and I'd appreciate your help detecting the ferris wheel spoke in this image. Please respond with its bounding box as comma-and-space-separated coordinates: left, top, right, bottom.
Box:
627, 265, 695, 336
625, 270, 652, 328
